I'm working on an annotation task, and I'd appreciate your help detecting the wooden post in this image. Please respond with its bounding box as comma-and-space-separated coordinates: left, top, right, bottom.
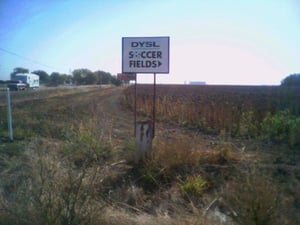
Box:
135, 121, 153, 163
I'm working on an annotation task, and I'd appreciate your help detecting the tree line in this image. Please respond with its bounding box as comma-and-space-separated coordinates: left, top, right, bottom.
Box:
1, 67, 299, 87
1, 67, 121, 86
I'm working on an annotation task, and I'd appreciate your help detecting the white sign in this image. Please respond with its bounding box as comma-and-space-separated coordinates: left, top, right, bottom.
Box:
122, 36, 169, 73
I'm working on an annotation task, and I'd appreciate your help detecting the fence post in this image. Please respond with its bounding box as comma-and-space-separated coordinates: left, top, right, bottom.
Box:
135, 121, 153, 163
6, 88, 13, 141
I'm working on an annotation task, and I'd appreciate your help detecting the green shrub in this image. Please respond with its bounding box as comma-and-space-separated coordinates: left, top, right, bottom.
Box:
239, 111, 260, 138
261, 110, 300, 148
122, 139, 137, 163
179, 175, 207, 198
0, 142, 25, 156
61, 121, 112, 167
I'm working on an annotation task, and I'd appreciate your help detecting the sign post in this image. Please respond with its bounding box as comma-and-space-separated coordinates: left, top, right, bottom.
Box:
122, 36, 169, 138
153, 73, 157, 137
134, 76, 137, 136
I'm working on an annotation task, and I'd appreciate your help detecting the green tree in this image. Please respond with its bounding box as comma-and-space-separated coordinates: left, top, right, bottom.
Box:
110, 75, 121, 86
10, 67, 29, 79
281, 73, 300, 87
72, 69, 120, 86
85, 72, 98, 84
72, 69, 93, 85
280, 73, 300, 115
60, 74, 73, 85
49, 72, 64, 86
94, 70, 112, 85
31, 70, 49, 84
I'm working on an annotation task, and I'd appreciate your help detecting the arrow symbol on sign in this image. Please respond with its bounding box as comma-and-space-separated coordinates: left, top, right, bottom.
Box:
158, 61, 162, 67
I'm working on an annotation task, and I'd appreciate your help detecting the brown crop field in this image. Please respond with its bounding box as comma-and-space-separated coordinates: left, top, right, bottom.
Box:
123, 84, 300, 140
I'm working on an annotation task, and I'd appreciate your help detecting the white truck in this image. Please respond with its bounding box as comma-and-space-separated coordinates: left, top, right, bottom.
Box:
7, 80, 27, 91
10, 73, 39, 89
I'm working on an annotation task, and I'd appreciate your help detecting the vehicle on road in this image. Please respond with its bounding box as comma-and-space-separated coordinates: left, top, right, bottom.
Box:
7, 80, 27, 91
12, 73, 40, 88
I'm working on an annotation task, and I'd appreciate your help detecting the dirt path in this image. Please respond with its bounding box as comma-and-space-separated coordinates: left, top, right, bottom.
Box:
100, 87, 135, 140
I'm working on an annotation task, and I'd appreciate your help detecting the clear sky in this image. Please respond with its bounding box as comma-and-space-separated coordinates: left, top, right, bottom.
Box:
0, 0, 299, 85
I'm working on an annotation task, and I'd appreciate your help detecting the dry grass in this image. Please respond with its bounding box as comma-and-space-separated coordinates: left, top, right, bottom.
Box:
0, 137, 109, 225
222, 166, 299, 225
152, 137, 200, 168
98, 206, 227, 225
0, 86, 299, 225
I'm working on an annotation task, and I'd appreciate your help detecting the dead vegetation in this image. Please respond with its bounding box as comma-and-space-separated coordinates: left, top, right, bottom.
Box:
0, 86, 299, 225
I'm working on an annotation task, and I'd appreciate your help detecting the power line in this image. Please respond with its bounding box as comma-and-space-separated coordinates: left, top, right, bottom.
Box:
0, 47, 59, 70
